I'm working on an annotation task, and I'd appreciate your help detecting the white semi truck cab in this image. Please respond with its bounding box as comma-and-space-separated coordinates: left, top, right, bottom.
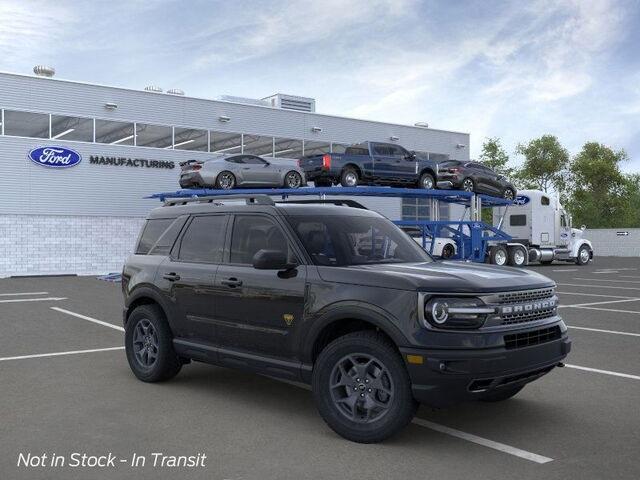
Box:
492, 189, 593, 266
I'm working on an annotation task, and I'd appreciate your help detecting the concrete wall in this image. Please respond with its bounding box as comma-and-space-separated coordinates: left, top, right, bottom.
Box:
585, 228, 640, 257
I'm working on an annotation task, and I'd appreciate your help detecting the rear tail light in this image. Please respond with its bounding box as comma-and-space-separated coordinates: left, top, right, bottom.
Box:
297, 159, 301, 167
322, 154, 331, 169
447, 167, 459, 173
191, 164, 202, 171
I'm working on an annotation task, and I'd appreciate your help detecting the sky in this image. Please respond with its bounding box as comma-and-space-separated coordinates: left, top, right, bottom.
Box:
1, 0, 639, 169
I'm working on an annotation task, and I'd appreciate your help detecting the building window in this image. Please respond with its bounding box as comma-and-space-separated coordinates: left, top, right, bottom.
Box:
243, 135, 274, 156
211, 131, 242, 154
135, 123, 172, 148
3, 110, 49, 138
401, 199, 450, 221
273, 137, 303, 158
95, 119, 134, 145
51, 115, 94, 142
303, 140, 331, 156
173, 127, 208, 151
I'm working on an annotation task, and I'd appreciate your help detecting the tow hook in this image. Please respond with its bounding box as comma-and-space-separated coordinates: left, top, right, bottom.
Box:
557, 362, 565, 368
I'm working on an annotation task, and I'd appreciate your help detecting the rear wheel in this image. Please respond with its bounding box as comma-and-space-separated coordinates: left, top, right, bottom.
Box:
479, 385, 524, 402
284, 170, 303, 189
418, 172, 435, 190
489, 245, 508, 266
461, 178, 475, 192
125, 305, 182, 382
340, 168, 359, 187
503, 188, 516, 200
576, 245, 591, 265
312, 331, 417, 443
215, 171, 236, 190
441, 243, 455, 259
507, 246, 527, 267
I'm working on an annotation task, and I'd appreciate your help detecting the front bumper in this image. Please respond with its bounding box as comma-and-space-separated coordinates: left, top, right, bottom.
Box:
400, 332, 571, 407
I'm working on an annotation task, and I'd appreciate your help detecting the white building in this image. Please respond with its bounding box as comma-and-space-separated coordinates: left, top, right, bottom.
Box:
0, 69, 470, 277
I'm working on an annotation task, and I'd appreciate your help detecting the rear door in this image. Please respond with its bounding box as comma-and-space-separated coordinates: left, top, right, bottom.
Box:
156, 214, 229, 342
212, 213, 307, 359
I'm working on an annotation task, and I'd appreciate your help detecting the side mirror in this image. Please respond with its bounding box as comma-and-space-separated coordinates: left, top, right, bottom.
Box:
252, 249, 295, 270
405, 152, 416, 160
581, 225, 586, 231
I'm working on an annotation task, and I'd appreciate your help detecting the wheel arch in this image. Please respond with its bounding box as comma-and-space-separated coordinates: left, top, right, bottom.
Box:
571, 239, 593, 258
125, 286, 171, 328
342, 163, 362, 178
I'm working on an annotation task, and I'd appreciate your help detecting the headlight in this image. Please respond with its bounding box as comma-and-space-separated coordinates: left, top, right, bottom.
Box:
422, 297, 495, 329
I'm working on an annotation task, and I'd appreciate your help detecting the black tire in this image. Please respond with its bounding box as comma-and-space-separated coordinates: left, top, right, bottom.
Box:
489, 245, 508, 266
441, 243, 455, 259
576, 245, 591, 265
312, 331, 417, 443
507, 246, 527, 267
215, 171, 236, 190
340, 167, 359, 187
461, 177, 475, 192
284, 170, 303, 189
125, 304, 182, 383
314, 179, 333, 187
503, 188, 516, 200
418, 172, 435, 190
479, 385, 524, 402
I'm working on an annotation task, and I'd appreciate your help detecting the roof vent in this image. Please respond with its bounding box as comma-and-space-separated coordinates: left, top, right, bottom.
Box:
262, 93, 316, 112
414, 122, 429, 128
167, 88, 185, 96
33, 65, 55, 77
144, 85, 163, 93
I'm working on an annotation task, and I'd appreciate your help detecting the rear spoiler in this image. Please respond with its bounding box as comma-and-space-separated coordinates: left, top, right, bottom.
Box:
179, 159, 204, 167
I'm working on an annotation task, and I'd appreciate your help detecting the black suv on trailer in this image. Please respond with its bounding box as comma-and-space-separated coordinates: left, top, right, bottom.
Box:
122, 195, 570, 443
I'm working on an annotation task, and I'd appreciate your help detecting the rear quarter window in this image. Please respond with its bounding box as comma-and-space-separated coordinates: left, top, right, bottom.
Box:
136, 218, 175, 254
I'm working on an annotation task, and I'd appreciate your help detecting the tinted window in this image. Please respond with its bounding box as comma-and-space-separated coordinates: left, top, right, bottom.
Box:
137, 218, 174, 254
178, 215, 227, 263
510, 215, 527, 227
149, 216, 187, 255
136, 123, 172, 148
373, 145, 391, 156
226, 156, 244, 164
230, 215, 293, 264
4, 110, 49, 138
541, 196, 550, 206
345, 146, 369, 155
51, 115, 94, 142
95, 119, 134, 145
288, 215, 432, 266
242, 155, 267, 165
173, 127, 208, 151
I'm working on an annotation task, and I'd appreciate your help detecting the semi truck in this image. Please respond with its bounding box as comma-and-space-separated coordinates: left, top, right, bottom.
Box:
490, 189, 593, 266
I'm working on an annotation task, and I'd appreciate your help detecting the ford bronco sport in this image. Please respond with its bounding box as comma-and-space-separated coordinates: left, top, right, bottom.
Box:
122, 194, 570, 443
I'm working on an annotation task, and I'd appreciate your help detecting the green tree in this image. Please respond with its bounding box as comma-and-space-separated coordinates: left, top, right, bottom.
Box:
566, 142, 634, 228
515, 135, 569, 193
479, 137, 514, 177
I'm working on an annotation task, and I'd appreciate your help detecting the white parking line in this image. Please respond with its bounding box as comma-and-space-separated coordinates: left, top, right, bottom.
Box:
552, 269, 578, 272
411, 418, 553, 464
559, 298, 640, 308
0, 346, 124, 362
272, 377, 553, 464
557, 291, 639, 299
0, 297, 67, 304
565, 305, 640, 315
565, 364, 640, 381
573, 277, 640, 284
568, 326, 640, 337
557, 283, 640, 291
0, 292, 49, 296
51, 307, 124, 332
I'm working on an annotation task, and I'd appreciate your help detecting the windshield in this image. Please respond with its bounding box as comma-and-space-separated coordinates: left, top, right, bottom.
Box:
287, 215, 433, 266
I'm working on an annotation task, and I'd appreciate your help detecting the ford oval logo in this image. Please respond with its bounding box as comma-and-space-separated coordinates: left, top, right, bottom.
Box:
514, 195, 530, 206
28, 146, 82, 168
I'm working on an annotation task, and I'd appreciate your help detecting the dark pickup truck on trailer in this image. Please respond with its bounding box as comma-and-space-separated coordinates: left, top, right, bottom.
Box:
299, 141, 440, 189
122, 195, 570, 443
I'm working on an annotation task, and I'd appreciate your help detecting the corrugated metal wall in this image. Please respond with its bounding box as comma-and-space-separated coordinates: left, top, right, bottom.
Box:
584, 229, 640, 257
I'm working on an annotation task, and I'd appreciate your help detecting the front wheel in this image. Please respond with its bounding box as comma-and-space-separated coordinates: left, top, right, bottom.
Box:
284, 170, 303, 189
503, 188, 516, 200
441, 243, 455, 259
461, 178, 475, 192
478, 385, 524, 402
312, 331, 417, 443
418, 172, 435, 190
576, 245, 591, 265
125, 305, 182, 383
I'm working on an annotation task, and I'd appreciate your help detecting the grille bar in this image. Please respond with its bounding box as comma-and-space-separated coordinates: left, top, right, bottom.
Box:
504, 326, 561, 350
497, 287, 555, 305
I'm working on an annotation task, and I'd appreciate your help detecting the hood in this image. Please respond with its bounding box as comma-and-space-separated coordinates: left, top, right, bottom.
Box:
317, 260, 554, 293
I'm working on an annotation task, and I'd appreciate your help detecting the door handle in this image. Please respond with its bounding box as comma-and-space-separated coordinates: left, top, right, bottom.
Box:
163, 272, 181, 281
221, 278, 243, 288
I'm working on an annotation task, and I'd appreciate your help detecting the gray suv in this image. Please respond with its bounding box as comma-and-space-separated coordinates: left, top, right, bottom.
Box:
122, 195, 570, 443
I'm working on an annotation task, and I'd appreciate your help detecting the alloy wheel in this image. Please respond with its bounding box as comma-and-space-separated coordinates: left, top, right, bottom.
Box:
344, 172, 358, 187
286, 171, 302, 188
329, 353, 394, 423
504, 189, 515, 200
132, 319, 159, 368
462, 179, 474, 192
218, 173, 235, 189
421, 176, 434, 189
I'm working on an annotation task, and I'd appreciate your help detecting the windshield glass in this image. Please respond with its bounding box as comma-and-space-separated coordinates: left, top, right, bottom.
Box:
287, 215, 433, 266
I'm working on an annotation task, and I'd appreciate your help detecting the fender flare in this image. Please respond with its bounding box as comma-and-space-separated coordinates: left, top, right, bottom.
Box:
124, 285, 173, 327
571, 239, 593, 258
300, 302, 410, 364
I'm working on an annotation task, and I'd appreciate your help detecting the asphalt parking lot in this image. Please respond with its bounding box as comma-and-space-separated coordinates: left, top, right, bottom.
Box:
1, 257, 639, 480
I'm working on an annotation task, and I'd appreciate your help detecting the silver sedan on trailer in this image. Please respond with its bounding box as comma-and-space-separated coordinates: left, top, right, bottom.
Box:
179, 154, 307, 190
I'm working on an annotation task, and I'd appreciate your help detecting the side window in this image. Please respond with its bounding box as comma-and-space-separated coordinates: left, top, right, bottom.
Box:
294, 221, 337, 266
178, 215, 228, 263
230, 216, 293, 264
149, 216, 188, 255
226, 156, 244, 164
388, 145, 407, 157
510, 215, 527, 227
136, 218, 174, 254
242, 155, 267, 165
560, 215, 567, 227
541, 196, 550, 206
372, 144, 390, 156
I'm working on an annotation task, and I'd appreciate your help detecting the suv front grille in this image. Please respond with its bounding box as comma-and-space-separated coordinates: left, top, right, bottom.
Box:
504, 326, 561, 350
501, 307, 557, 325
497, 287, 555, 304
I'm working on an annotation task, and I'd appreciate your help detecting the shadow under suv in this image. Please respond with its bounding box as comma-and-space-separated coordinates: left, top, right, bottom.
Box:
122, 195, 571, 443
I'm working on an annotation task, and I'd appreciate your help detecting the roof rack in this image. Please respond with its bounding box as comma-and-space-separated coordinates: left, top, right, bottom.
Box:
163, 194, 274, 207
277, 199, 368, 209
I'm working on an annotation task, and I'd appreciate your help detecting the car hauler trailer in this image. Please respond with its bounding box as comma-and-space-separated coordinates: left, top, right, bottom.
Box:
150, 186, 591, 267
493, 189, 593, 266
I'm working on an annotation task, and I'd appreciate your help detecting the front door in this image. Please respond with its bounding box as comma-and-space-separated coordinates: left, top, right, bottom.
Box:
558, 212, 571, 247
237, 155, 280, 185
157, 214, 229, 342
213, 214, 307, 359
